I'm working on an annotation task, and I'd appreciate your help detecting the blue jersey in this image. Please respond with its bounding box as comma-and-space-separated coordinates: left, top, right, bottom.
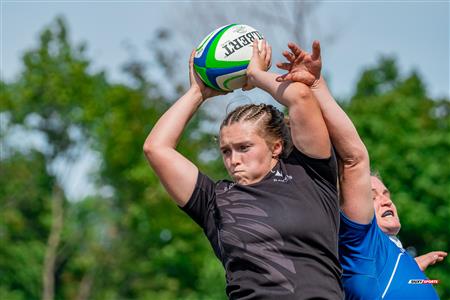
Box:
339, 212, 439, 300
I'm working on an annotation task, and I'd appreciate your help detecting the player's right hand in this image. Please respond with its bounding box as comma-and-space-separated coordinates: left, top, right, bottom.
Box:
189, 49, 228, 100
243, 39, 272, 91
414, 251, 448, 271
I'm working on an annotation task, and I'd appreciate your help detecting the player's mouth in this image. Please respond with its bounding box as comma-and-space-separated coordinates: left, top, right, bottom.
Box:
382, 210, 394, 218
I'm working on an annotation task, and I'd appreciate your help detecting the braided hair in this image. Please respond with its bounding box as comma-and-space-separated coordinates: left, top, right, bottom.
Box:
220, 104, 293, 159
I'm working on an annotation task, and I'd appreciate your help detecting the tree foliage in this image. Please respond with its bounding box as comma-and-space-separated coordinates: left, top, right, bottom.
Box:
1, 17, 225, 300
0, 17, 448, 299
0, 150, 53, 300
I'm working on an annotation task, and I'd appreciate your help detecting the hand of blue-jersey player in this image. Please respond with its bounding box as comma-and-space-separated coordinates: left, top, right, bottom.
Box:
415, 251, 447, 271
276, 40, 322, 87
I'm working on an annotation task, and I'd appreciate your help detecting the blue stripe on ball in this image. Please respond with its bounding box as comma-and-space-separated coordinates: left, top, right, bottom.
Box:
206, 64, 248, 91
194, 24, 234, 68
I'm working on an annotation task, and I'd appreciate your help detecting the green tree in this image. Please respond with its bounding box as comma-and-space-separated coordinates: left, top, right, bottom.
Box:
0, 150, 54, 300
1, 16, 227, 299
1, 16, 113, 300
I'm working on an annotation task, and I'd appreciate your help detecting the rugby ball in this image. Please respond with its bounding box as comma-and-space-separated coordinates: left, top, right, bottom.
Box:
193, 24, 264, 92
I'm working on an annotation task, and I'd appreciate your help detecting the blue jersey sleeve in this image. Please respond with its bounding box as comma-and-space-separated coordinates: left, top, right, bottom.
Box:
339, 212, 384, 277
339, 213, 388, 299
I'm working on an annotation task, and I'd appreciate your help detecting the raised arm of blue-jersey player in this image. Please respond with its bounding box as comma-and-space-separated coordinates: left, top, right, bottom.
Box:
276, 41, 373, 224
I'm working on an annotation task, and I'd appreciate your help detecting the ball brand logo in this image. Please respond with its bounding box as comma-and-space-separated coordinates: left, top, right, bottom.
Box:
222, 31, 264, 57
233, 25, 248, 34
408, 279, 440, 284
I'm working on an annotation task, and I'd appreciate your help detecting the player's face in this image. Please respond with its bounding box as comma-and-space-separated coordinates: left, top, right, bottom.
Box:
220, 121, 280, 185
371, 176, 401, 235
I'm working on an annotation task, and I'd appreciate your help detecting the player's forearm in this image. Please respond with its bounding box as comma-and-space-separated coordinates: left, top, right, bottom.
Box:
143, 88, 203, 153
248, 70, 304, 107
312, 76, 368, 165
313, 76, 373, 223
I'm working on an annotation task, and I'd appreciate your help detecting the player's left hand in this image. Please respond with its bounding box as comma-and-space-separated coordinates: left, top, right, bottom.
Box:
414, 251, 447, 271
243, 39, 272, 91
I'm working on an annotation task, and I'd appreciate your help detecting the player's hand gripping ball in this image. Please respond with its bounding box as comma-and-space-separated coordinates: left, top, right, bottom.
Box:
193, 24, 264, 92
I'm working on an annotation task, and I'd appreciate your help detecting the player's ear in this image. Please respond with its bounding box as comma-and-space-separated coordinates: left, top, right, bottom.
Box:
272, 139, 283, 158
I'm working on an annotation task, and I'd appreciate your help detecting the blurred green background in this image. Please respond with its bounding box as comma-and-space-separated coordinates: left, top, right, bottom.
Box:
1, 13, 449, 300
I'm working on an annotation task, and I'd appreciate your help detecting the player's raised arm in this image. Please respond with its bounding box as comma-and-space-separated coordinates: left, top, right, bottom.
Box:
246, 40, 331, 159
143, 50, 225, 207
277, 41, 373, 224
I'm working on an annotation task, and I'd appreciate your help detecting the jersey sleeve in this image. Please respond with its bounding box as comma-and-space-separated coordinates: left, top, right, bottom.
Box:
179, 171, 223, 261
286, 146, 338, 187
180, 171, 216, 230
339, 212, 376, 250
339, 212, 381, 276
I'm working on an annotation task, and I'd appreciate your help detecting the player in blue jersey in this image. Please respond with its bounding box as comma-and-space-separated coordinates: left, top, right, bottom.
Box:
370, 172, 447, 273
276, 40, 447, 299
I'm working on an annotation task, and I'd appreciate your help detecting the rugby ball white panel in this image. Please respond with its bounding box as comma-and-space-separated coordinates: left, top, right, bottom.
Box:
216, 69, 247, 91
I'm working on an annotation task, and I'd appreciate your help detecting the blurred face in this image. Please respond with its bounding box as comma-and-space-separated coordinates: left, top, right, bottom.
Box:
220, 122, 281, 185
371, 176, 401, 235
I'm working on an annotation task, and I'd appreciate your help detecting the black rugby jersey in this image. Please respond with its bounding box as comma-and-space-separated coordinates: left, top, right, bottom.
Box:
181, 147, 343, 299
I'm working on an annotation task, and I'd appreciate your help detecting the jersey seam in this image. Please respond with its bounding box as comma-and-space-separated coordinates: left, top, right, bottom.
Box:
381, 252, 403, 299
